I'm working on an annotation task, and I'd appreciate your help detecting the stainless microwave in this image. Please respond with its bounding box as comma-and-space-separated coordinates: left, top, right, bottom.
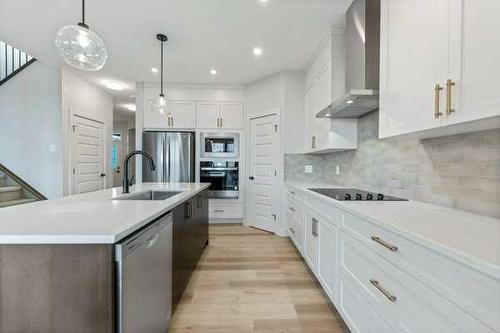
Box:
200, 132, 239, 158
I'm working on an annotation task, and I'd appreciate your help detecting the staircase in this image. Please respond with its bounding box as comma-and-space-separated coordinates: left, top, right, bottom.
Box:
0, 41, 36, 86
0, 164, 46, 208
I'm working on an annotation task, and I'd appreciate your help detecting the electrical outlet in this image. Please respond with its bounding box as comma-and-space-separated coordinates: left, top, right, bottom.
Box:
305, 165, 313, 174
336, 165, 340, 175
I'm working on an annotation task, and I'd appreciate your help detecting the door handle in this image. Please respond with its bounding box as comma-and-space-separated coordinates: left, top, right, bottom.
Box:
446, 79, 456, 115
312, 218, 318, 237
100, 173, 106, 177
434, 83, 443, 118
249, 176, 254, 180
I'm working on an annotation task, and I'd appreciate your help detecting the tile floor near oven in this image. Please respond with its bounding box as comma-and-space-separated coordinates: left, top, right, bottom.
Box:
169, 225, 349, 333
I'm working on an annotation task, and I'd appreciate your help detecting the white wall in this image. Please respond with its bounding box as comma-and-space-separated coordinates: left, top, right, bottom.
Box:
61, 70, 113, 195
0, 62, 63, 198
244, 71, 305, 153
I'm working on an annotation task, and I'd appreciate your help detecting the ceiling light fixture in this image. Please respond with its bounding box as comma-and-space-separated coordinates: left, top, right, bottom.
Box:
346, 100, 354, 104
152, 34, 171, 115
210, 68, 218, 75
55, 0, 107, 71
102, 80, 126, 91
253, 46, 263, 57
124, 104, 136, 112
151, 67, 159, 73
259, 0, 269, 3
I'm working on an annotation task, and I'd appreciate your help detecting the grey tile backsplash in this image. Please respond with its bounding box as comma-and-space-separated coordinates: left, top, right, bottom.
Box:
284, 111, 500, 218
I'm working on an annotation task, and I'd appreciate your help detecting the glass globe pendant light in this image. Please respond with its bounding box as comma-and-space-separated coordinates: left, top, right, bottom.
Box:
152, 34, 171, 115
54, 0, 108, 71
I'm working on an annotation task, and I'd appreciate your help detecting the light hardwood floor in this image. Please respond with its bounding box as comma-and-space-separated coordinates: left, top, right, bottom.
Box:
169, 225, 349, 333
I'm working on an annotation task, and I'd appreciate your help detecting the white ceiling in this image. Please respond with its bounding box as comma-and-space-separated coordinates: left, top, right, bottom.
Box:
1, 0, 351, 106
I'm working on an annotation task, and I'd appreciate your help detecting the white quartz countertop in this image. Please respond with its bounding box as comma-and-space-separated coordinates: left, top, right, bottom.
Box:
286, 182, 500, 279
0, 183, 210, 244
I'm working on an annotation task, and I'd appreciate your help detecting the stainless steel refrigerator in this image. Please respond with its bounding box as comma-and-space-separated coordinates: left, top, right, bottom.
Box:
142, 132, 195, 183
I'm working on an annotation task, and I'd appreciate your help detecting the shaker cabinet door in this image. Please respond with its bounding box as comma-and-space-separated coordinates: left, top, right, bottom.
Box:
379, 0, 452, 138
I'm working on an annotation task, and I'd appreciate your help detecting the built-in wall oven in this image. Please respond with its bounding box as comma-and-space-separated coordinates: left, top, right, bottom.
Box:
200, 132, 239, 158
200, 161, 239, 199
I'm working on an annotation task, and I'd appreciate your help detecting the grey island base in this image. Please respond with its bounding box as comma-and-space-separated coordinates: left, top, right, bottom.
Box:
0, 183, 210, 333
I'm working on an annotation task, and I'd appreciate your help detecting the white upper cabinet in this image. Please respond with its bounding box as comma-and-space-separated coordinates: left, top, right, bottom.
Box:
168, 101, 196, 129
197, 101, 243, 129
379, 0, 500, 138
143, 100, 196, 130
196, 101, 219, 129
219, 101, 243, 129
305, 29, 358, 153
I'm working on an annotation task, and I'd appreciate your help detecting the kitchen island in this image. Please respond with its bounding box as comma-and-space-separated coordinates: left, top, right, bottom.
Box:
0, 182, 210, 333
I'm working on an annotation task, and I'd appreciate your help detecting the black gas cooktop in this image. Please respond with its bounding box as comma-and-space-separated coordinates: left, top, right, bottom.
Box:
308, 188, 408, 201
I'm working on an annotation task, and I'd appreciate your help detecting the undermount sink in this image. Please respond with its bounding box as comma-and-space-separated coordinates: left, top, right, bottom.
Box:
116, 190, 182, 201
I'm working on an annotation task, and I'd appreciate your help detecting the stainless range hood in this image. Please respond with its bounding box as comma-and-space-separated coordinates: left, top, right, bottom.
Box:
317, 0, 380, 118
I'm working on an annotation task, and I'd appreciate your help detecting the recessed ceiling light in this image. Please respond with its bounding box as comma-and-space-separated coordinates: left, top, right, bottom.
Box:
259, 0, 269, 3
210, 68, 218, 75
102, 80, 126, 91
124, 104, 136, 112
325, 113, 331, 117
151, 67, 159, 73
253, 47, 263, 57
346, 100, 354, 104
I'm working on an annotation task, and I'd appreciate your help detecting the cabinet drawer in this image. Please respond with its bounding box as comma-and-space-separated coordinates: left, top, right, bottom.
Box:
286, 195, 304, 225
339, 275, 395, 333
285, 186, 305, 202
342, 212, 500, 330
209, 204, 242, 219
339, 231, 493, 332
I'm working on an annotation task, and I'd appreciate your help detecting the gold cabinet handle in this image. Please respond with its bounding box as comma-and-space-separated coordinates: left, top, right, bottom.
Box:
370, 279, 397, 302
289, 227, 295, 234
289, 207, 296, 212
446, 79, 456, 115
434, 83, 443, 118
371, 236, 398, 252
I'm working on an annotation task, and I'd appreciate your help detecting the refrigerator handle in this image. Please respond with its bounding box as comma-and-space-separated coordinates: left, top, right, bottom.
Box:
167, 134, 171, 183
161, 139, 165, 183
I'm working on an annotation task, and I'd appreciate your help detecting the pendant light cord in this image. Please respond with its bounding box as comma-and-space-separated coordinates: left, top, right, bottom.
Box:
82, 0, 85, 25
160, 40, 164, 96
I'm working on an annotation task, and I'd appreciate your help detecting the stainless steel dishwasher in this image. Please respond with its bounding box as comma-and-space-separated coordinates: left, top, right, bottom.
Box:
116, 212, 173, 333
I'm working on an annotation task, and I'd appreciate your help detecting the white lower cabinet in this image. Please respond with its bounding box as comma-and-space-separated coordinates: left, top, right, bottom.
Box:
317, 216, 338, 302
339, 230, 494, 333
283, 185, 497, 333
339, 276, 396, 333
304, 210, 319, 272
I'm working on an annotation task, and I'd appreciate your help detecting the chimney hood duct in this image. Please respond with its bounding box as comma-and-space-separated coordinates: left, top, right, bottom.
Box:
317, 0, 380, 119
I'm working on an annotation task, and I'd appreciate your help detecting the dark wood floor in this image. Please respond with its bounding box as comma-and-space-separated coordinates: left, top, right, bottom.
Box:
169, 225, 349, 333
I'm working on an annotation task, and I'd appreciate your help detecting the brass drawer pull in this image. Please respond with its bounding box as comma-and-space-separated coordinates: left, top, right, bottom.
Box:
289, 227, 295, 234
446, 79, 456, 115
370, 279, 397, 302
214, 209, 224, 213
289, 207, 296, 212
434, 83, 443, 118
289, 191, 296, 195
371, 236, 398, 252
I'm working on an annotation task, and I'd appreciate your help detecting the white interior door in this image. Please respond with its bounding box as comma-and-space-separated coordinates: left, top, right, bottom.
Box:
71, 115, 105, 194
247, 114, 280, 233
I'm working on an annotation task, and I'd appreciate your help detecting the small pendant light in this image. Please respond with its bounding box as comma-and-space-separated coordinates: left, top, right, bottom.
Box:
55, 0, 108, 71
152, 34, 171, 115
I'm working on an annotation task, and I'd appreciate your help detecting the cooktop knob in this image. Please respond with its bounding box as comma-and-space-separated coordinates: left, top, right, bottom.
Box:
344, 193, 352, 200
377, 193, 385, 200
355, 193, 362, 200
367, 193, 374, 200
